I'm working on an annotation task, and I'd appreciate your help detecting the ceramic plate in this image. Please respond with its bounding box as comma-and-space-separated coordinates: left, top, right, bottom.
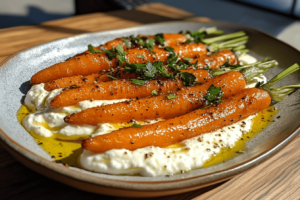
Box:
1, 21, 300, 198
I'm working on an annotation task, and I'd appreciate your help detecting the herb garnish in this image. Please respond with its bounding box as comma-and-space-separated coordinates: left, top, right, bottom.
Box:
145, 38, 156, 53
131, 79, 146, 86
136, 54, 144, 58
155, 34, 165, 46
124, 37, 131, 49
155, 61, 173, 78
132, 124, 142, 127
116, 55, 126, 65
185, 30, 207, 43
180, 72, 197, 86
151, 90, 158, 95
204, 84, 224, 107
116, 44, 127, 56
255, 81, 264, 88
193, 60, 198, 69
124, 62, 146, 74
221, 59, 242, 69
183, 57, 193, 61
105, 49, 117, 60
143, 61, 158, 79
166, 94, 177, 99
107, 75, 118, 80
177, 61, 189, 70
88, 44, 103, 54
164, 46, 197, 86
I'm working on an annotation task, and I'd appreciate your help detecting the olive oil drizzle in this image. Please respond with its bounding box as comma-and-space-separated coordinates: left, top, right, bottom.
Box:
17, 104, 278, 170
203, 106, 278, 168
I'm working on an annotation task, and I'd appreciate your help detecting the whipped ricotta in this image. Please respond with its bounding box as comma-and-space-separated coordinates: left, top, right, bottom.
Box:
80, 116, 254, 176
22, 83, 128, 140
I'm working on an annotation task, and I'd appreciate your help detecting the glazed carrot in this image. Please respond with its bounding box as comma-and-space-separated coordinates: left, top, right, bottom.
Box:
138, 34, 186, 46
82, 88, 271, 153
44, 49, 236, 91
44, 68, 139, 91
31, 43, 207, 85
65, 71, 246, 125
191, 49, 237, 69
50, 69, 211, 108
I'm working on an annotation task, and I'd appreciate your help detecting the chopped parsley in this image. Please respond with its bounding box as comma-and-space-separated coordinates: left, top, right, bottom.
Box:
165, 46, 179, 67
151, 90, 158, 96
180, 72, 197, 86
132, 124, 142, 127
124, 37, 131, 49
221, 59, 242, 69
107, 75, 118, 80
193, 60, 198, 69
116, 44, 127, 56
155, 61, 173, 78
183, 57, 193, 61
131, 79, 146, 86
185, 30, 207, 43
177, 61, 189, 70
145, 38, 156, 53
166, 94, 177, 99
204, 84, 224, 106
105, 49, 117, 60
143, 61, 158, 79
155, 34, 165, 46
116, 55, 126, 65
88, 44, 103, 54
255, 81, 264, 88
124, 62, 146, 74
136, 54, 144, 58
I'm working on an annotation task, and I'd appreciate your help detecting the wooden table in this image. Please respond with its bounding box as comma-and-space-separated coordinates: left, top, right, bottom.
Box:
1, 3, 299, 199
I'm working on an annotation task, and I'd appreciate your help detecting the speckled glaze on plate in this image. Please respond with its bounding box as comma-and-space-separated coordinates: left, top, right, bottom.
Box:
0, 21, 300, 198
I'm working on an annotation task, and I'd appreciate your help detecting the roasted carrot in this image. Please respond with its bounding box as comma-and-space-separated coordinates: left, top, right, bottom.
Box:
81, 63, 300, 152
44, 49, 236, 91
65, 71, 246, 125
137, 34, 186, 46
191, 49, 237, 69
31, 43, 207, 85
50, 69, 211, 108
44, 68, 139, 91
82, 88, 271, 153
87, 34, 186, 53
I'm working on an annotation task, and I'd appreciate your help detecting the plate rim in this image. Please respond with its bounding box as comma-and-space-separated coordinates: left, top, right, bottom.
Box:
1, 20, 300, 197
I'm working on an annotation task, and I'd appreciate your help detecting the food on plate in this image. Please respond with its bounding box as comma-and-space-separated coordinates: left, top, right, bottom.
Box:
19, 28, 300, 176
82, 88, 271, 153
65, 71, 246, 125
49, 67, 212, 108
44, 49, 236, 91
30, 29, 246, 84
30, 43, 206, 85
65, 60, 279, 125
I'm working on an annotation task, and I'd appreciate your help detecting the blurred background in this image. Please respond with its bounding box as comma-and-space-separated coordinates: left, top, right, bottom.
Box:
1, 0, 300, 47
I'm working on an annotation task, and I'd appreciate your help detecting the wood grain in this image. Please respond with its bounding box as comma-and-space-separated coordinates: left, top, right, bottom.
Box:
0, 2, 299, 199
194, 134, 300, 200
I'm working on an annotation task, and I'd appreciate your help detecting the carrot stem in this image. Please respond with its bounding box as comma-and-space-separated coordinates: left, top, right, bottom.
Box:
203, 31, 246, 44
241, 60, 278, 83
233, 44, 246, 51
262, 63, 300, 90
264, 83, 300, 102
209, 59, 277, 78
208, 36, 248, 52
